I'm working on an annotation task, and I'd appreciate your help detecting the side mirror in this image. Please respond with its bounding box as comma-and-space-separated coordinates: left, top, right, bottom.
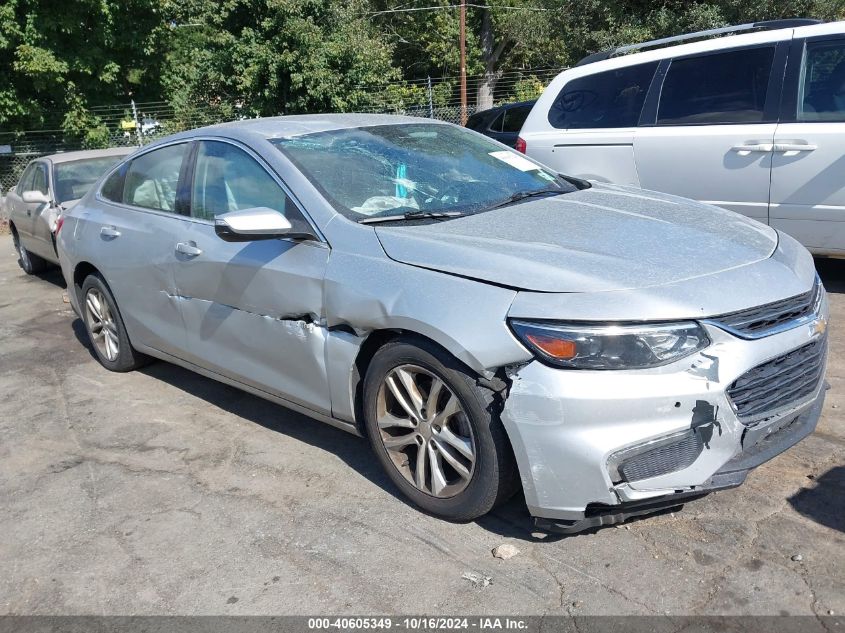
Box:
214, 207, 312, 242
22, 190, 51, 205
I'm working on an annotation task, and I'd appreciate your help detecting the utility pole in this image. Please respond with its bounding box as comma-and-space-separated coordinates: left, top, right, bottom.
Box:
459, 1, 467, 125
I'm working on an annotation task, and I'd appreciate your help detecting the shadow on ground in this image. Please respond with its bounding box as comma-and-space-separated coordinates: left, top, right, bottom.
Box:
788, 465, 845, 533
815, 257, 845, 293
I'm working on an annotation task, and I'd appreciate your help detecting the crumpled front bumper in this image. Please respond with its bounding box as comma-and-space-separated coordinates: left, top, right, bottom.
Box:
499, 299, 829, 529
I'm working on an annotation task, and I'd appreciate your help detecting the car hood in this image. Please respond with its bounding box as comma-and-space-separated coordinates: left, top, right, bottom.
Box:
374, 184, 778, 293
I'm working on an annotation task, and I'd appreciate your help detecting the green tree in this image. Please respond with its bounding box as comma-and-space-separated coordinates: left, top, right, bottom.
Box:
0, 0, 168, 145
162, 0, 401, 119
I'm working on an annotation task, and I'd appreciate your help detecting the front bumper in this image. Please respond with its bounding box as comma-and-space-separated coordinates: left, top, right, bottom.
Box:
500, 297, 829, 528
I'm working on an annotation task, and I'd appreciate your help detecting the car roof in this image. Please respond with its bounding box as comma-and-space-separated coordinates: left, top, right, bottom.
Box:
41, 147, 133, 165
567, 19, 845, 77
189, 113, 444, 139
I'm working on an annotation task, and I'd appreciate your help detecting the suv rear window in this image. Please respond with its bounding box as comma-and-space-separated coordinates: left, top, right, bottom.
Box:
657, 46, 775, 125
548, 61, 658, 129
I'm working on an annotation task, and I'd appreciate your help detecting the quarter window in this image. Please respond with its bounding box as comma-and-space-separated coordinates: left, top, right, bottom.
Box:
657, 47, 775, 125
548, 61, 658, 129
123, 143, 187, 212
191, 141, 289, 221
799, 40, 845, 122
30, 163, 48, 195
502, 105, 531, 133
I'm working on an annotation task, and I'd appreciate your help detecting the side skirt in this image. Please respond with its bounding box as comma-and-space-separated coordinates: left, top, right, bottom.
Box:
135, 343, 362, 437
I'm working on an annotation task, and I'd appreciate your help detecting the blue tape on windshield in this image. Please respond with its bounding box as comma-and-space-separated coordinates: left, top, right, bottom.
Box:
395, 163, 407, 198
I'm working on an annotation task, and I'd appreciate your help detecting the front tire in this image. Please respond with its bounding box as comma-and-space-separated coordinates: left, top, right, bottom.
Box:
12, 228, 48, 275
363, 338, 518, 521
80, 274, 148, 372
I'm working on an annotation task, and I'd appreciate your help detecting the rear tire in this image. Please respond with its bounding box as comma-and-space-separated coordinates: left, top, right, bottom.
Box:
80, 274, 148, 372
363, 338, 519, 521
12, 227, 48, 275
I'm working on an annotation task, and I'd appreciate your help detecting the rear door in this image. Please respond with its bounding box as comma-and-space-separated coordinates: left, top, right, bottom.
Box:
86, 142, 192, 356
769, 34, 845, 253
634, 41, 788, 223
173, 138, 332, 413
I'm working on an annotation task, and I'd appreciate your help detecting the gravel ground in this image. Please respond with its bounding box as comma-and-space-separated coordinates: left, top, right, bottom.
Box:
0, 235, 842, 616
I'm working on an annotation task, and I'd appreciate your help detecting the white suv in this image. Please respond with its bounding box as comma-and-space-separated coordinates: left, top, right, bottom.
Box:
519, 19, 845, 255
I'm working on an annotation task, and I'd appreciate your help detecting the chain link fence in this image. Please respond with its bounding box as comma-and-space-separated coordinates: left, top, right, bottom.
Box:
0, 66, 562, 197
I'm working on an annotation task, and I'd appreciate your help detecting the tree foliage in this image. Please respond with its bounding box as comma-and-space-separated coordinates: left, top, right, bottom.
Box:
1, 0, 844, 138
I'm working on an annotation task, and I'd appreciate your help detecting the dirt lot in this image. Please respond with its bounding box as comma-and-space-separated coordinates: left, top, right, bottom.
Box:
0, 234, 842, 616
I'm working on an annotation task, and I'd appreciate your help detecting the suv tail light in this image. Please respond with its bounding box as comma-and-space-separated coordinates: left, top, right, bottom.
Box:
515, 137, 527, 154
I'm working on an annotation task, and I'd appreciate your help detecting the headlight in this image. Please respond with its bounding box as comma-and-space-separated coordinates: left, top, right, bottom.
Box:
509, 320, 710, 370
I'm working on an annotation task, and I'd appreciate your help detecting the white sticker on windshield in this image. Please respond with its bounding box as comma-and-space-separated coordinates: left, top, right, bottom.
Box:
489, 150, 540, 172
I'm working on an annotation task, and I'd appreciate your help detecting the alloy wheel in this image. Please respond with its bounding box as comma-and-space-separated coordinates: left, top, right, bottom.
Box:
85, 288, 120, 362
376, 364, 476, 498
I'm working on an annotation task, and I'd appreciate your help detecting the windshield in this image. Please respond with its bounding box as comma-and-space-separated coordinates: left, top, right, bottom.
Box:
54, 156, 126, 203
271, 123, 575, 221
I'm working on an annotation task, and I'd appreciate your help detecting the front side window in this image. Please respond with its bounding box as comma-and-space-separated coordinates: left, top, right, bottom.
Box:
123, 143, 187, 212
658, 47, 775, 125
191, 141, 290, 221
548, 62, 658, 129
799, 40, 845, 121
55, 156, 125, 204
272, 123, 575, 221
16, 164, 36, 195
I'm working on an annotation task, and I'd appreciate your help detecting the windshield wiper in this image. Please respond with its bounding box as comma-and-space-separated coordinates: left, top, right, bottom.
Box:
488, 188, 567, 210
358, 210, 464, 225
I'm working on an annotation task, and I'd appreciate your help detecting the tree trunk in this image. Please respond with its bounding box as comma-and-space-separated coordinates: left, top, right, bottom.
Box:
475, 3, 508, 112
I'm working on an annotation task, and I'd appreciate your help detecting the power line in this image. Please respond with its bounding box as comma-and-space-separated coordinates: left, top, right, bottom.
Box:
361, 3, 551, 16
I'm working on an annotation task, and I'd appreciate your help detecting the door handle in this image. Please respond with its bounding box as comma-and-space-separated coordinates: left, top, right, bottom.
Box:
100, 226, 121, 239
176, 241, 203, 257
773, 143, 817, 152
731, 143, 773, 155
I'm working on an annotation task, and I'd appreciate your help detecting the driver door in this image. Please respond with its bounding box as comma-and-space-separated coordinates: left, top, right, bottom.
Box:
173, 139, 332, 414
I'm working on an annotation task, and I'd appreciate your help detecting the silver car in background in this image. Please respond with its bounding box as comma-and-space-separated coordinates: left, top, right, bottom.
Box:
57, 115, 828, 532
6, 147, 130, 274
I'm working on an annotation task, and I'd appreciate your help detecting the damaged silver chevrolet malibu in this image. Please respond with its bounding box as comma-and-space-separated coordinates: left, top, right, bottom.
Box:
57, 114, 828, 533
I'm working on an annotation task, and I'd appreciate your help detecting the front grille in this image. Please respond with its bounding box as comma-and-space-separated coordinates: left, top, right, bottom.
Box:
711, 279, 820, 338
618, 431, 704, 482
727, 337, 827, 424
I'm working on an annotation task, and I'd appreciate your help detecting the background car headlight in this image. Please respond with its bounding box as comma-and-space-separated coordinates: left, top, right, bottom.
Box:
509, 320, 710, 369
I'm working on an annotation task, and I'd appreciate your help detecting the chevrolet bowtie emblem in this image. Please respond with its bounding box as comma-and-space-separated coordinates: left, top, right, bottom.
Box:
811, 316, 828, 337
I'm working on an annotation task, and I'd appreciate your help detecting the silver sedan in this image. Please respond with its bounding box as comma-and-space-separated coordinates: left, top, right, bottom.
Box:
6, 147, 131, 274
57, 115, 828, 533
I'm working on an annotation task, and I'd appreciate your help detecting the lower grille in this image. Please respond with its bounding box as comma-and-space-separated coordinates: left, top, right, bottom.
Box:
617, 431, 704, 482
727, 337, 827, 424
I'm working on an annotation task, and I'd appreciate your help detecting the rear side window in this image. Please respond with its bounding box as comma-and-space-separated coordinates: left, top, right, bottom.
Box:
799, 40, 845, 122
100, 164, 127, 203
488, 112, 505, 132
123, 143, 187, 212
502, 105, 531, 132
657, 47, 775, 125
548, 62, 658, 129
